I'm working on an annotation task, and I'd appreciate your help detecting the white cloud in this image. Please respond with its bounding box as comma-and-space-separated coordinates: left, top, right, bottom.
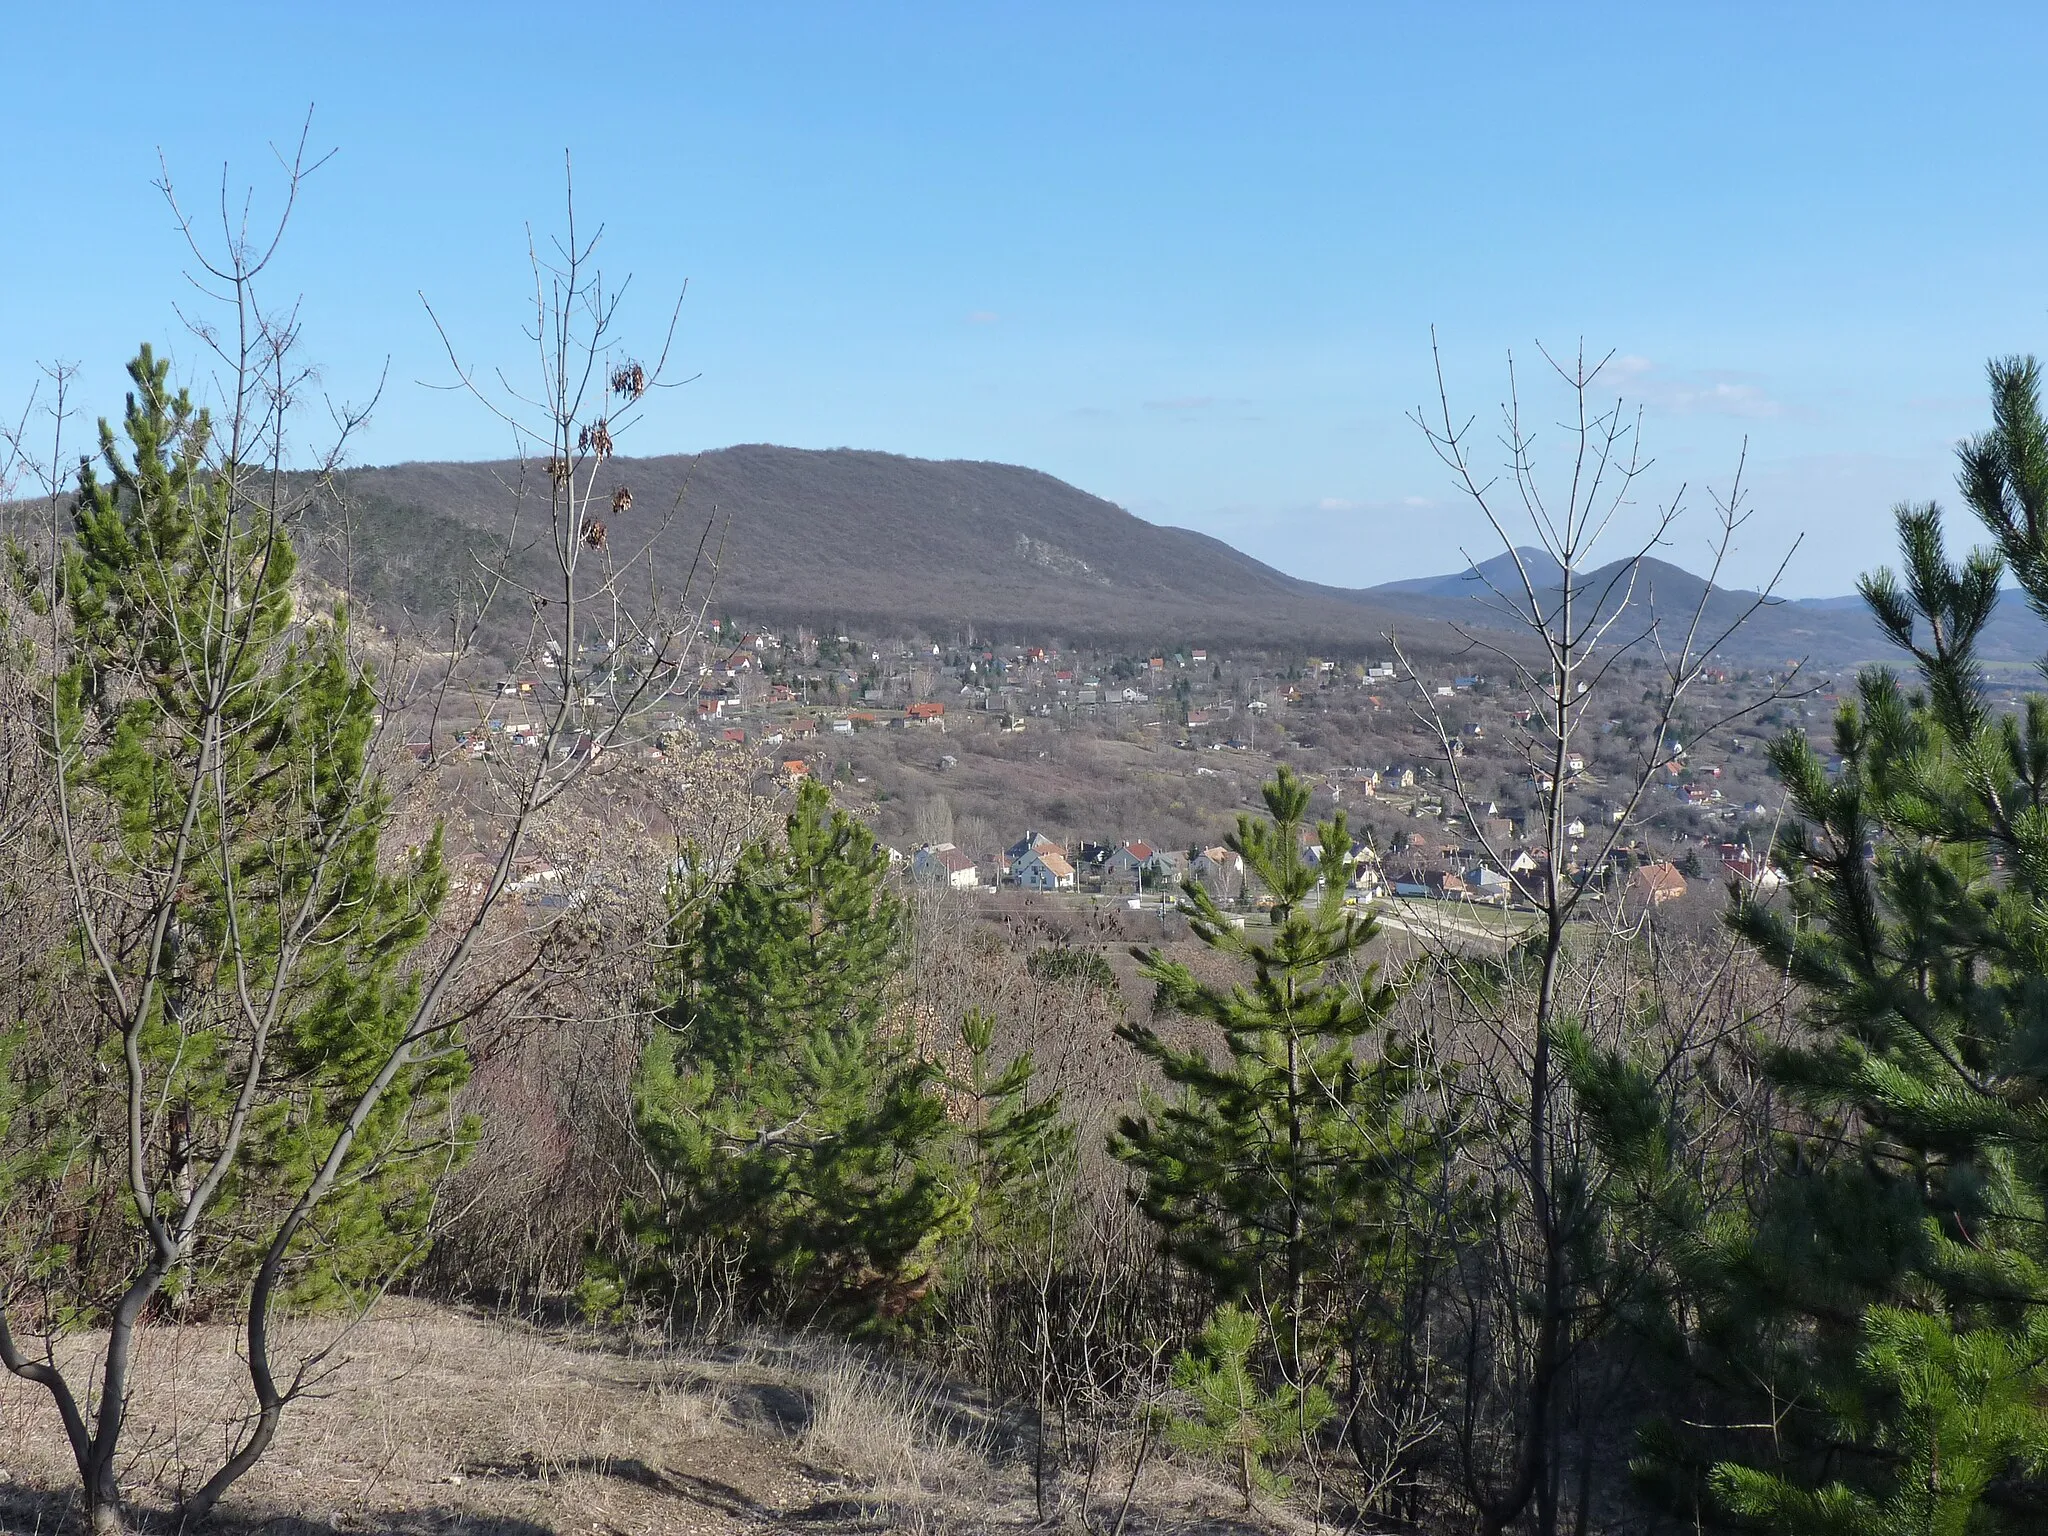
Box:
1601, 355, 1785, 419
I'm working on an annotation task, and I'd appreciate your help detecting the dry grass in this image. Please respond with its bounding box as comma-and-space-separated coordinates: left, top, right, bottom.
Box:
0, 1302, 1290, 1535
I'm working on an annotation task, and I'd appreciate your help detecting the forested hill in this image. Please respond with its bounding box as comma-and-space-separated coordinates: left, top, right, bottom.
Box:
36, 437, 2027, 665
323, 446, 1441, 648
1365, 545, 2048, 669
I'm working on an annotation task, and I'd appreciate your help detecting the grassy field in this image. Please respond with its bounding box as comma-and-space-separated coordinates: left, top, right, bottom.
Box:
1373, 896, 1542, 950
0, 1304, 1291, 1535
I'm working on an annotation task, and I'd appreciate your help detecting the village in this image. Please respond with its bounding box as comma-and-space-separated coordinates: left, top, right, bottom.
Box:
425, 617, 1824, 927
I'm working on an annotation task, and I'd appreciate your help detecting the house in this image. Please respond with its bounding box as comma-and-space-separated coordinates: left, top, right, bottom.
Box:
1514, 866, 1555, 903
1005, 830, 1063, 869
904, 701, 946, 724
1630, 861, 1688, 906
913, 843, 979, 891
1010, 847, 1076, 891
1347, 847, 1385, 899
710, 651, 754, 682
1103, 841, 1158, 892
1465, 865, 1512, 904
1722, 850, 1785, 893
1387, 766, 1417, 790
1426, 869, 1472, 901
831, 717, 855, 735
780, 759, 809, 783
1191, 846, 1245, 899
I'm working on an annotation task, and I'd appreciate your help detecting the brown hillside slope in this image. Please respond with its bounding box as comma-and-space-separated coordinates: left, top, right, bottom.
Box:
0, 1304, 1284, 1534
334, 446, 1444, 650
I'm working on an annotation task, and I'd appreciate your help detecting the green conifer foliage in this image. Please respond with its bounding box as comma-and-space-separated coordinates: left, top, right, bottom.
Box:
0, 348, 462, 1528
1571, 358, 2048, 1533
631, 780, 958, 1323
1166, 1303, 1334, 1510
53, 347, 459, 1306
1112, 767, 1435, 1386
947, 1005, 1076, 1256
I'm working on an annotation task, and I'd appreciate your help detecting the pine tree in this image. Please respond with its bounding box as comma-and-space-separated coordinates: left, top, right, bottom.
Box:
631, 780, 958, 1323
54, 347, 461, 1311
0, 347, 463, 1529
947, 1006, 1075, 1255
1571, 357, 2048, 1533
1166, 1303, 1334, 1511
1112, 767, 1434, 1389
932, 1006, 1078, 1393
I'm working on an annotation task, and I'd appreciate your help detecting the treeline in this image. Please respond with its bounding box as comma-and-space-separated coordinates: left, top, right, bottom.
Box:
420, 359, 2048, 1533
5, 337, 2048, 1534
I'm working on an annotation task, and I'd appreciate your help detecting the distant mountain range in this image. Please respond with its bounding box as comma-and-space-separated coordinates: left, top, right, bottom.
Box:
1365, 546, 2048, 669
277, 447, 2047, 669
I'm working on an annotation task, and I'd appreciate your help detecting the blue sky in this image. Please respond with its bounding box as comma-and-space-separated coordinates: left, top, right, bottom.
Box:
5, 2, 2045, 596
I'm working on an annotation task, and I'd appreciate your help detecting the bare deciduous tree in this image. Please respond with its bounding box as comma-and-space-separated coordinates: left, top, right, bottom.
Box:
0, 126, 718, 1532
1395, 335, 1800, 1536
